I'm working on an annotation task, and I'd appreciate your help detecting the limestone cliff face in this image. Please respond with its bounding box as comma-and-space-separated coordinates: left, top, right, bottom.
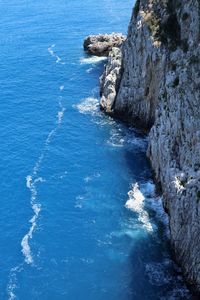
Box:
100, 0, 200, 293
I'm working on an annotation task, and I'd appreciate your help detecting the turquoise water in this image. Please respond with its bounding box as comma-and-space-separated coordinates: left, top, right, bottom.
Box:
0, 0, 192, 299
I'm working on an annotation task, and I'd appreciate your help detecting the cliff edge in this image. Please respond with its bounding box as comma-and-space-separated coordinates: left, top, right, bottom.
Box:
100, 0, 200, 294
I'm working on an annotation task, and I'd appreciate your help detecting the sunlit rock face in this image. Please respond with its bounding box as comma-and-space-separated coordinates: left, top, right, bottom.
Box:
100, 0, 200, 294
83, 33, 125, 56
100, 47, 122, 114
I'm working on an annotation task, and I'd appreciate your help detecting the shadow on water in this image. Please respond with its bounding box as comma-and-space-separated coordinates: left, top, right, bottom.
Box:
112, 121, 194, 299
127, 226, 198, 300
124, 145, 152, 182
81, 56, 194, 299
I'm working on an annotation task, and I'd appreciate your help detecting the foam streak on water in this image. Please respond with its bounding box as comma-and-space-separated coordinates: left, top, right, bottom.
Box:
7, 51, 66, 300
7, 265, 23, 300
48, 44, 65, 64
2, 1, 192, 298
21, 176, 43, 265
57, 97, 66, 125
20, 57, 66, 266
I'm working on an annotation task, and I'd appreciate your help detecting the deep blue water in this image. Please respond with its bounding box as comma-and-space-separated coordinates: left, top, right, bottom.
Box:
0, 1, 192, 299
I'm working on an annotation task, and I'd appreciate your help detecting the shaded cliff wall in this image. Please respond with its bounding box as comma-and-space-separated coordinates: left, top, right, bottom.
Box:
100, 0, 200, 293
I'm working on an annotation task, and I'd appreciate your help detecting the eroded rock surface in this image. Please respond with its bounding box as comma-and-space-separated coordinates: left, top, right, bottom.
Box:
100, 0, 200, 294
83, 33, 125, 56
100, 47, 122, 113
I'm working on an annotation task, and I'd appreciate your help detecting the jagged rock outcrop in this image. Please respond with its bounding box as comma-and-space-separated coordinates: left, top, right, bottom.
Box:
83, 33, 125, 56
100, 47, 122, 113
100, 0, 200, 294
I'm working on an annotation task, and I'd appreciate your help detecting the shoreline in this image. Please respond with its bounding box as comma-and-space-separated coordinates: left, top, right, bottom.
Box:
83, 0, 200, 295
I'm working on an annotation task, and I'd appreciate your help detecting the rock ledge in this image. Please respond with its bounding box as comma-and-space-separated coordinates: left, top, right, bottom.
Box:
83, 33, 126, 56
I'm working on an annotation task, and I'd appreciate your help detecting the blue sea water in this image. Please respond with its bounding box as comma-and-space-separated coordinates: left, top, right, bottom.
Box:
0, 0, 193, 299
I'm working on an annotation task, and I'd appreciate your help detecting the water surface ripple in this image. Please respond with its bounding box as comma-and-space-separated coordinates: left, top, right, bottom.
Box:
0, 0, 192, 299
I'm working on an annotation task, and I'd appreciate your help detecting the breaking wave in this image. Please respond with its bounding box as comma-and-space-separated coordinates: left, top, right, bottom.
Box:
125, 183, 153, 232
80, 56, 107, 64
74, 97, 99, 115
141, 181, 169, 231
107, 127, 125, 147
106, 124, 148, 150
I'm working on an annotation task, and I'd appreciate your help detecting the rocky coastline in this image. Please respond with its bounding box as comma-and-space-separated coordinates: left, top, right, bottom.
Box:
84, 0, 200, 295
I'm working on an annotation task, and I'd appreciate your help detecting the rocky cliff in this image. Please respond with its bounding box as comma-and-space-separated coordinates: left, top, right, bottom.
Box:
100, 0, 200, 294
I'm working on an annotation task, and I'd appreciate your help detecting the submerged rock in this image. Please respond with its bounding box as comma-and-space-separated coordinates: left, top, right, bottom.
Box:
100, 0, 200, 295
83, 33, 126, 56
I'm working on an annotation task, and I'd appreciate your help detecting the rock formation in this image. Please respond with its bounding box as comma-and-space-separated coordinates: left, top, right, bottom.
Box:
100, 47, 122, 114
98, 0, 200, 295
83, 33, 125, 56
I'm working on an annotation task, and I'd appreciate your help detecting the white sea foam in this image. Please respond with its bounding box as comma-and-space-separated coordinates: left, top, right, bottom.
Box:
7, 283, 17, 300
126, 136, 147, 151
125, 183, 153, 232
74, 203, 83, 209
21, 233, 33, 265
56, 56, 61, 63
33, 153, 45, 176
21, 176, 42, 265
107, 128, 125, 147
48, 44, 65, 64
21, 202, 40, 265
8, 143, 49, 296
74, 195, 85, 209
26, 175, 32, 189
56, 171, 68, 180
32, 116, 60, 168
91, 86, 99, 96
106, 126, 148, 150
80, 56, 107, 65
7, 265, 23, 300
57, 108, 65, 124
56, 97, 66, 124
48, 45, 54, 56
74, 97, 99, 115
59, 85, 64, 91
86, 67, 93, 73
34, 177, 45, 184
84, 176, 92, 183
21, 106, 64, 266
147, 197, 169, 231
22, 97, 65, 266
84, 172, 101, 183
112, 228, 143, 239
141, 181, 169, 229
7, 42, 67, 300
80, 258, 94, 264
141, 181, 155, 197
